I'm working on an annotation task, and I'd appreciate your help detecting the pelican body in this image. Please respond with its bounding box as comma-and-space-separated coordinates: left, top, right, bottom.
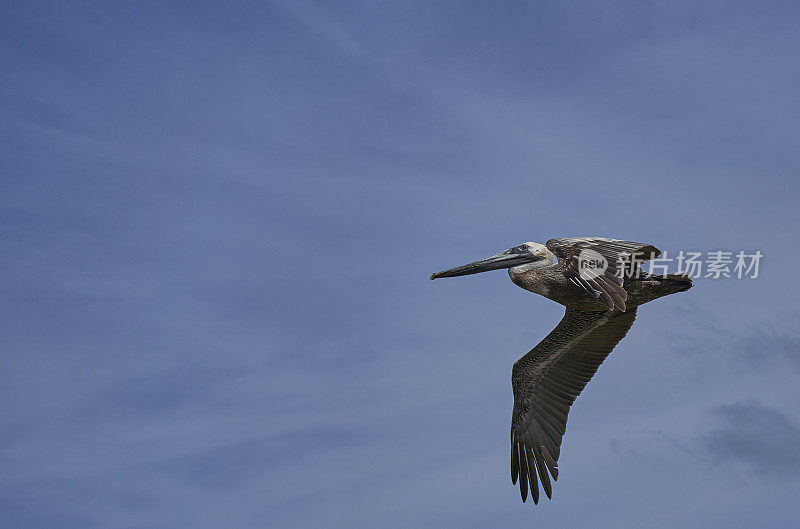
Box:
431, 237, 692, 505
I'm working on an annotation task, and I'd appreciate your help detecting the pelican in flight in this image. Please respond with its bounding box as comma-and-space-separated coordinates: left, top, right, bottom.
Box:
430, 237, 692, 505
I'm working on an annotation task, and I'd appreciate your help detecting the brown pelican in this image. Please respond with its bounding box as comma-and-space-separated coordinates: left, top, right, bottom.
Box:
430, 237, 692, 505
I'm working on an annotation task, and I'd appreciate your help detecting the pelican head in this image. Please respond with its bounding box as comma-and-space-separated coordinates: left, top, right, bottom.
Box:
430, 242, 552, 280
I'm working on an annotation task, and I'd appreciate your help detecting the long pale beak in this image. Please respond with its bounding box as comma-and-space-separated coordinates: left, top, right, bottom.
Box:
430, 250, 540, 280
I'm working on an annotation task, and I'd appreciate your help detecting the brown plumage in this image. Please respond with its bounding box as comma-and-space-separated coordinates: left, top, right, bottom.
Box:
430, 237, 693, 505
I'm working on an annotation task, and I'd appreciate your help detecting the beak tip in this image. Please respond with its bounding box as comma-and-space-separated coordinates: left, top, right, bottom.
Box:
430, 273, 437, 280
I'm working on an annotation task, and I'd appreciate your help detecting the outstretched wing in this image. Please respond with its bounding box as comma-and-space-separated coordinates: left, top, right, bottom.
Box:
510, 308, 638, 504
546, 237, 660, 311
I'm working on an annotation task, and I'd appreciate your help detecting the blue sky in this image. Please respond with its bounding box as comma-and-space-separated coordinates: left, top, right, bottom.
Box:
2, 1, 800, 527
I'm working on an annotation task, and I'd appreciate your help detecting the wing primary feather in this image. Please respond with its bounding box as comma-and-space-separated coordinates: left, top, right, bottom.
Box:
518, 444, 528, 502
525, 445, 540, 505
511, 437, 519, 485
541, 446, 559, 480
531, 445, 552, 499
